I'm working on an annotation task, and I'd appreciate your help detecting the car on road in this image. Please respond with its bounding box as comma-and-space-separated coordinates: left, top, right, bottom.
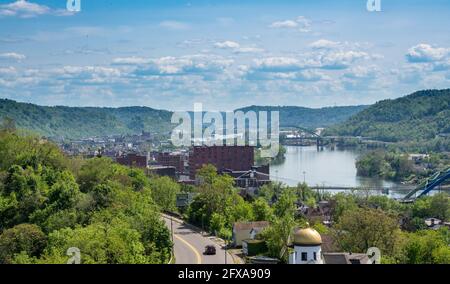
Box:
203, 245, 216, 255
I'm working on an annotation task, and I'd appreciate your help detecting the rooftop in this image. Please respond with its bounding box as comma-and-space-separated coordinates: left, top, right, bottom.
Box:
233, 221, 270, 231
323, 253, 371, 264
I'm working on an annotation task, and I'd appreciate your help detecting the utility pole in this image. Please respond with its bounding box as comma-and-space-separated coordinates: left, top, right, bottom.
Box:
170, 215, 174, 243
225, 239, 228, 264
201, 215, 204, 237
303, 171, 306, 184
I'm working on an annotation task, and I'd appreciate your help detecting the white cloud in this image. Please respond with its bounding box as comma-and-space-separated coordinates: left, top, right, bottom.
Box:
269, 16, 311, 32
344, 66, 380, 79
293, 70, 328, 82
133, 55, 234, 78
0, 52, 26, 61
55, 66, 121, 77
113, 57, 152, 65
50, 66, 123, 85
245, 70, 329, 82
0, 0, 74, 18
0, 66, 17, 76
250, 50, 371, 74
214, 41, 241, 49
392, 65, 428, 84
310, 39, 341, 49
253, 57, 303, 72
433, 59, 450, 71
319, 51, 370, 70
159, 20, 190, 30
214, 40, 263, 53
269, 20, 298, 29
233, 47, 264, 54
295, 16, 311, 32
406, 43, 450, 63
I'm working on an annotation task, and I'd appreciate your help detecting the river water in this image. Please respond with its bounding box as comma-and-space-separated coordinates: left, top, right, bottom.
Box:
270, 146, 415, 199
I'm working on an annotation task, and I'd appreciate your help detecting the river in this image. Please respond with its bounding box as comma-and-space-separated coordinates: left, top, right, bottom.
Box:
270, 146, 415, 199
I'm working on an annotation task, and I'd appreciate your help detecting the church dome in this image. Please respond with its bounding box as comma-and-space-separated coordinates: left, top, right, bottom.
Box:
293, 225, 322, 246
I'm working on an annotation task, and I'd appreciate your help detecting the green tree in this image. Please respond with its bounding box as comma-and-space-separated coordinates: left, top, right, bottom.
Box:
149, 176, 181, 212
40, 209, 79, 233
39, 220, 153, 264
1, 117, 16, 132
77, 157, 116, 193
209, 212, 228, 237
259, 214, 296, 262
333, 207, 401, 255
412, 193, 449, 220
429, 193, 450, 220
295, 182, 316, 202
47, 171, 81, 211
1, 165, 48, 229
0, 131, 174, 264
252, 198, 274, 221
0, 223, 47, 264
396, 227, 450, 264
96, 187, 172, 263
188, 165, 253, 234
258, 182, 284, 204
91, 183, 116, 209
330, 193, 358, 222
128, 168, 150, 192
273, 188, 297, 218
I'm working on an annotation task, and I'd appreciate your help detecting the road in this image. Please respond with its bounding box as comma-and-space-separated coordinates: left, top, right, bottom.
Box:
162, 214, 233, 264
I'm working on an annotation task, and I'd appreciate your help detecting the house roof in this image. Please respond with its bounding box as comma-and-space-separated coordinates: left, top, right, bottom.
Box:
323, 253, 371, 264
233, 221, 270, 231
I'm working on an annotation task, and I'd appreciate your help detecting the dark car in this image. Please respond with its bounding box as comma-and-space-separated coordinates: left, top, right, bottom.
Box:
204, 245, 216, 255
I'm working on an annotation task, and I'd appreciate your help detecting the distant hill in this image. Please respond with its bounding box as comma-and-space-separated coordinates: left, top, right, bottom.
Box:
0, 99, 173, 139
324, 89, 450, 142
236, 105, 368, 129
0, 99, 367, 139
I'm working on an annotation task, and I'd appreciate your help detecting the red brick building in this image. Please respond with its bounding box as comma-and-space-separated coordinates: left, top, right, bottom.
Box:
116, 153, 148, 168
156, 152, 185, 173
189, 146, 254, 179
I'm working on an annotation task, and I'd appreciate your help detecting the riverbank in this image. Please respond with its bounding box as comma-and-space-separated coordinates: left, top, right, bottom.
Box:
270, 145, 417, 198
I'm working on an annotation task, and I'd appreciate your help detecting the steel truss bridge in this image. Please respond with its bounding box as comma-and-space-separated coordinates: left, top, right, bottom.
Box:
403, 167, 450, 201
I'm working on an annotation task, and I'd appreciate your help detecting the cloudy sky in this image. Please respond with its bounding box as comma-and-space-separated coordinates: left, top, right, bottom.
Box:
1, 0, 450, 110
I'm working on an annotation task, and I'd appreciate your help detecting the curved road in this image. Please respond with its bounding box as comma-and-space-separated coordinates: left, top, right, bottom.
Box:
162, 214, 233, 264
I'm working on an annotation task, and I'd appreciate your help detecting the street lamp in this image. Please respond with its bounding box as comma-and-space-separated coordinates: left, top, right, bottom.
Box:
303, 171, 306, 184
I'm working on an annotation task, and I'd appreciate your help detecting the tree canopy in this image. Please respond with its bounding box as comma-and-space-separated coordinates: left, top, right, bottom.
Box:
0, 130, 172, 264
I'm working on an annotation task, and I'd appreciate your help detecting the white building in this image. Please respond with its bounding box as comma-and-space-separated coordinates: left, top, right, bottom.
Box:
288, 225, 323, 264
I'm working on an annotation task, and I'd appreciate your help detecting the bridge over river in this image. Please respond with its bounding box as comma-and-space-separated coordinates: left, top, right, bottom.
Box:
281, 126, 395, 147
258, 164, 450, 200
307, 168, 450, 201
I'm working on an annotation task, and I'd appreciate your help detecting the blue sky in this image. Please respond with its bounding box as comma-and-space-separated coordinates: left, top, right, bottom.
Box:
1, 0, 450, 110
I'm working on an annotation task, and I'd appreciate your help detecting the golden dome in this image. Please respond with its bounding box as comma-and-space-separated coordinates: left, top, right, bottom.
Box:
293, 225, 322, 246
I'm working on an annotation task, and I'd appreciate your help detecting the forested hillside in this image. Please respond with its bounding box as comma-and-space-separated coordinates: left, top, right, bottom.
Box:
0, 129, 174, 264
0, 99, 367, 139
237, 105, 368, 129
325, 89, 450, 145
0, 99, 173, 139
